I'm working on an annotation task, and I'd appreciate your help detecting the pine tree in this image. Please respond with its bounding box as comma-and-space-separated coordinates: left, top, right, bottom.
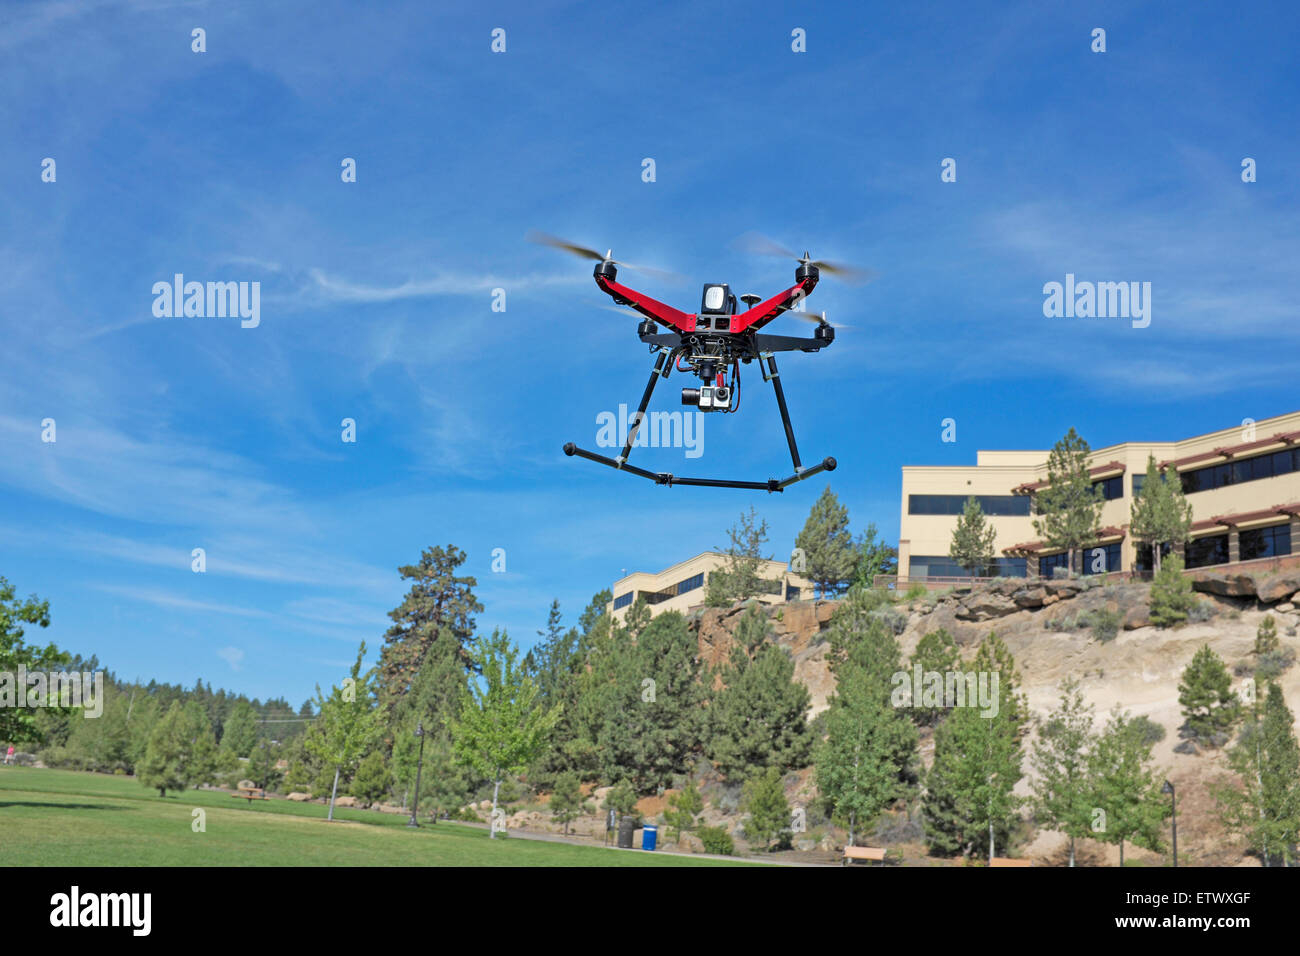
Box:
949, 496, 997, 577
220, 700, 259, 758
452, 629, 561, 837
1032, 428, 1104, 576
1030, 678, 1097, 867
664, 780, 705, 843
923, 633, 1027, 862
1216, 683, 1300, 866
377, 545, 482, 717
138, 701, 188, 797
595, 612, 705, 792
1178, 644, 1239, 744
349, 749, 392, 807
1089, 708, 1168, 866
305, 642, 385, 821
705, 607, 812, 780
825, 586, 903, 689
181, 700, 221, 789
850, 523, 898, 589
816, 662, 918, 846
909, 629, 962, 727
1129, 456, 1193, 572
249, 739, 285, 792
742, 767, 792, 850
1253, 615, 1289, 684
548, 771, 584, 835
705, 508, 774, 607
1150, 554, 1197, 627
794, 487, 857, 597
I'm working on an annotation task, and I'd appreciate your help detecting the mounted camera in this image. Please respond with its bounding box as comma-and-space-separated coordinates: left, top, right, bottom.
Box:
681, 385, 731, 411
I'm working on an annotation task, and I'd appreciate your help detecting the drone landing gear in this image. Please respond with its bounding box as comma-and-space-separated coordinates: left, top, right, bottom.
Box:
562, 351, 836, 492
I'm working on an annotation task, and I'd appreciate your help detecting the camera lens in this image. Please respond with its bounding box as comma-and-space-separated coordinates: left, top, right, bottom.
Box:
715, 387, 729, 402
681, 388, 700, 406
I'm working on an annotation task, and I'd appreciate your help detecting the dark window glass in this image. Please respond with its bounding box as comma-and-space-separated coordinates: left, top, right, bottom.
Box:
1274, 450, 1295, 476
1040, 543, 1122, 576
1251, 455, 1274, 480
1092, 476, 1124, 500
613, 592, 633, 610
909, 556, 1026, 579
1186, 534, 1229, 569
1134, 542, 1173, 573
908, 494, 1031, 516
676, 572, 705, 595
1240, 524, 1292, 561
1132, 474, 1146, 496
1181, 446, 1298, 494
785, 584, 800, 600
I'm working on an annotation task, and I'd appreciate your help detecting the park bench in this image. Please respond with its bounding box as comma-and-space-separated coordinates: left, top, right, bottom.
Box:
989, 857, 1032, 867
232, 785, 268, 804
842, 845, 888, 866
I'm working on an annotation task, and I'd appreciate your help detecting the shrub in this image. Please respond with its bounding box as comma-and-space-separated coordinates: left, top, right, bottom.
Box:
904, 583, 927, 602
1129, 715, 1166, 747
868, 606, 907, 636
1150, 555, 1196, 627
698, 825, 735, 856
1086, 609, 1121, 643
1187, 602, 1214, 623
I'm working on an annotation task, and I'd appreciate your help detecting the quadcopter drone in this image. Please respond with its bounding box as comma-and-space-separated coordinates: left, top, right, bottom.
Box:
531, 231, 872, 492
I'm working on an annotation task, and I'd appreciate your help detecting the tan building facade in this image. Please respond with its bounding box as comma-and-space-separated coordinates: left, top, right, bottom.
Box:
899, 410, 1300, 582
608, 551, 812, 620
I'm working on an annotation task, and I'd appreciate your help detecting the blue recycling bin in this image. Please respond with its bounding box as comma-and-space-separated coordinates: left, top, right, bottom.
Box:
641, 823, 658, 851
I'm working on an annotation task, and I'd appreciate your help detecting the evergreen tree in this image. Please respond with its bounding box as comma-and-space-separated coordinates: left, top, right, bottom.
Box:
603, 779, 639, 821
304, 642, 385, 821
548, 771, 584, 835
850, 523, 898, 589
1089, 708, 1168, 866
816, 661, 918, 846
220, 700, 258, 758
1031, 428, 1104, 576
596, 612, 705, 792
1253, 615, 1290, 684
909, 629, 962, 727
1150, 554, 1197, 627
1030, 678, 1097, 867
349, 749, 392, 807
181, 700, 221, 788
705, 607, 812, 780
794, 487, 857, 597
664, 779, 704, 843
249, 739, 284, 792
1129, 456, 1193, 572
825, 586, 903, 688
924, 634, 1027, 862
452, 629, 560, 837
742, 767, 791, 850
949, 495, 997, 577
138, 701, 188, 797
528, 600, 579, 712
1178, 644, 1239, 744
377, 545, 482, 717
705, 508, 774, 607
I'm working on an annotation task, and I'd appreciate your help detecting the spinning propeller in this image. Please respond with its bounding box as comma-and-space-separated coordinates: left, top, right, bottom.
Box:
526, 231, 683, 284
732, 231, 877, 284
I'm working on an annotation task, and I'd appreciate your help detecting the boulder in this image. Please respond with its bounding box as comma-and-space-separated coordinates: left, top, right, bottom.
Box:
1122, 603, 1150, 630
333, 796, 358, 808
1256, 571, 1300, 604
287, 792, 312, 802
1012, 586, 1047, 609
955, 591, 1018, 621
1192, 572, 1257, 597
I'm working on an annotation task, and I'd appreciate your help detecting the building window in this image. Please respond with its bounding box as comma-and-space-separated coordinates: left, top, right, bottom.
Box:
1092, 475, 1124, 500
1132, 473, 1145, 496
612, 592, 633, 610
909, 555, 1027, 578
1038, 542, 1122, 577
785, 583, 800, 600
1240, 524, 1293, 561
908, 494, 1031, 516
1181, 448, 1300, 495
1134, 542, 1172, 573
1186, 534, 1229, 569
676, 572, 705, 595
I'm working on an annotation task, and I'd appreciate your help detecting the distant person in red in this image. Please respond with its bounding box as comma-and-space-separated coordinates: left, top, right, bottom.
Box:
3, 745, 13, 765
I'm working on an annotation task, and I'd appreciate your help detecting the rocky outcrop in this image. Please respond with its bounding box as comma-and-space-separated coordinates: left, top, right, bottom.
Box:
1192, 568, 1300, 604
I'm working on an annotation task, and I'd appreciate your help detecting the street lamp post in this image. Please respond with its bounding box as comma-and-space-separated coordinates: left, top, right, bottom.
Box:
1162, 780, 1177, 867
407, 721, 426, 828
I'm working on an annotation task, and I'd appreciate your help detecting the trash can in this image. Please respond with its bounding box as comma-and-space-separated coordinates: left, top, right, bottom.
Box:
641, 823, 658, 851
617, 817, 637, 849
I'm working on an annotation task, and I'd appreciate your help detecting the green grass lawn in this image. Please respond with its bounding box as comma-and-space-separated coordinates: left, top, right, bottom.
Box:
0, 767, 748, 867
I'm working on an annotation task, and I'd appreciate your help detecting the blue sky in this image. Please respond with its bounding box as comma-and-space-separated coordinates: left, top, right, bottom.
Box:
2, 0, 1297, 704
